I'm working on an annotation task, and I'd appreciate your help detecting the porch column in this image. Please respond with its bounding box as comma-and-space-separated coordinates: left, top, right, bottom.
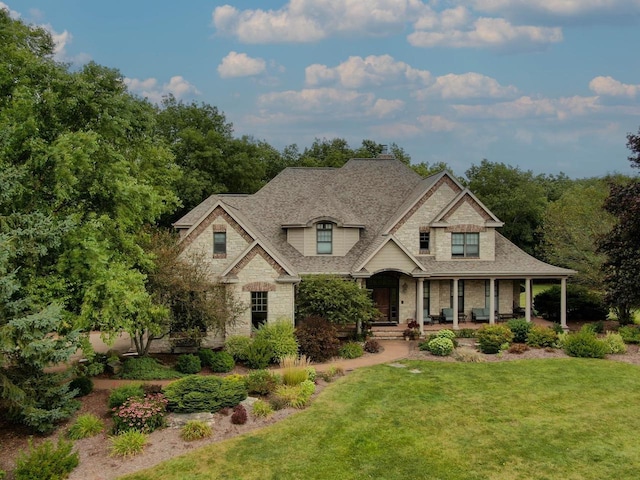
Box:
489, 278, 496, 325
452, 278, 459, 330
560, 277, 568, 331
416, 278, 424, 335
357, 278, 366, 335
525, 278, 532, 322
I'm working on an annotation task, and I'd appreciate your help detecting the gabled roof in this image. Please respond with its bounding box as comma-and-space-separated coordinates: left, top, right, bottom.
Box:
353, 235, 426, 274
431, 189, 504, 227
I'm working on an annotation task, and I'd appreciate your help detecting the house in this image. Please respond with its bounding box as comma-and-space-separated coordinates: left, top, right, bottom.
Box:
170, 154, 573, 347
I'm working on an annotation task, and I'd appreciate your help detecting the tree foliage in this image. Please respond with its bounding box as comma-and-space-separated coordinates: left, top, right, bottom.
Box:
597, 127, 640, 324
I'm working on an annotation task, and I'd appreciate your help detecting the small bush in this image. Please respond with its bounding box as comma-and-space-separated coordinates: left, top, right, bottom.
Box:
200, 350, 235, 373
245, 369, 282, 395
319, 364, 344, 382
280, 355, 311, 386
602, 332, 627, 354
534, 284, 608, 321
273, 380, 315, 408
108, 384, 145, 409
112, 393, 168, 434
252, 399, 274, 418
175, 354, 202, 374
118, 356, 183, 380
14, 439, 79, 480
364, 339, 381, 353
618, 325, 640, 344
306, 367, 317, 383
180, 420, 212, 441
456, 328, 477, 338
339, 342, 364, 359
67, 414, 104, 440
526, 326, 557, 348
109, 430, 147, 457
224, 336, 253, 362
69, 376, 94, 398
254, 319, 299, 363
295, 316, 341, 362
427, 337, 454, 356
507, 319, 531, 343
476, 325, 514, 354
245, 338, 273, 369
231, 404, 248, 425
453, 347, 485, 363
508, 343, 529, 354
563, 331, 608, 358
164, 375, 248, 413
436, 329, 456, 340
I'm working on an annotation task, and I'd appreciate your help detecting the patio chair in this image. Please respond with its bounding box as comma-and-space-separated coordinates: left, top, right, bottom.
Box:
472, 308, 490, 322
441, 308, 454, 323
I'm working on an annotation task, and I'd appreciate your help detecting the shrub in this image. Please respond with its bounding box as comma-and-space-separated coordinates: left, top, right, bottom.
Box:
180, 420, 213, 441
339, 342, 364, 359
112, 393, 168, 434
254, 319, 299, 363
67, 414, 104, 440
109, 430, 147, 457
231, 404, 248, 425
118, 356, 184, 380
508, 343, 529, 354
108, 384, 145, 409
418, 339, 432, 351
602, 332, 627, 354
363, 339, 381, 353
245, 369, 282, 395
506, 319, 531, 343
244, 338, 273, 369
319, 364, 344, 382
164, 375, 248, 413
563, 331, 608, 358
306, 367, 317, 383
206, 350, 236, 373
252, 399, 274, 417
69, 376, 94, 397
453, 347, 485, 363
175, 354, 202, 374
436, 329, 456, 340
224, 336, 252, 362
456, 328, 477, 338
476, 325, 514, 354
14, 439, 79, 480
280, 355, 311, 386
526, 326, 558, 348
142, 383, 163, 395
618, 325, 640, 344
272, 380, 315, 409
534, 284, 608, 321
295, 316, 341, 362
427, 337, 455, 356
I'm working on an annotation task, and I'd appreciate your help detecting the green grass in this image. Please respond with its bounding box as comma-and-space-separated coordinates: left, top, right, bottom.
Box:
121, 359, 640, 480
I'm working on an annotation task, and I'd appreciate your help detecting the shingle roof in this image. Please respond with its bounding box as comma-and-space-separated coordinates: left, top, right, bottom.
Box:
174, 158, 574, 278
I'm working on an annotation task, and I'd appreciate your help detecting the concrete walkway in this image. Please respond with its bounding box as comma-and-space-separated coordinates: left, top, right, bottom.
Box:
90, 339, 413, 390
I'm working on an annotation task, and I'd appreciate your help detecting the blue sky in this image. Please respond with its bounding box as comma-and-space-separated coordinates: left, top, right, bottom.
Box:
4, 1, 640, 178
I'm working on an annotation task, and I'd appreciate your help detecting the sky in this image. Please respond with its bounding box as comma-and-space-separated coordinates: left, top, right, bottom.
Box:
3, 1, 640, 178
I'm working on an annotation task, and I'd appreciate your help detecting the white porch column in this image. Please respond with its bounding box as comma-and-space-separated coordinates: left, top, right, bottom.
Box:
489, 278, 496, 325
416, 278, 424, 335
452, 278, 459, 330
560, 277, 568, 331
525, 278, 532, 322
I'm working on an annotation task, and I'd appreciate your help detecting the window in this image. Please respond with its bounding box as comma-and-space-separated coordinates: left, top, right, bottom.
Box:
251, 291, 268, 329
213, 231, 226, 255
316, 223, 333, 254
451, 233, 479, 258
450, 280, 464, 312
419, 231, 430, 252
484, 280, 499, 310
423, 280, 430, 318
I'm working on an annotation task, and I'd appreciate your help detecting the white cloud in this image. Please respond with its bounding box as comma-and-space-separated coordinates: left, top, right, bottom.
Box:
0, 2, 20, 19
258, 87, 377, 115
470, 0, 640, 18
218, 51, 267, 78
124, 76, 200, 103
368, 98, 405, 117
452, 95, 600, 120
415, 72, 518, 99
408, 16, 562, 49
589, 76, 639, 97
305, 55, 431, 88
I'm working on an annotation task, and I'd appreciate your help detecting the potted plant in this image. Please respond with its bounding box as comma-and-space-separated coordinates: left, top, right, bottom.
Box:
403, 320, 420, 340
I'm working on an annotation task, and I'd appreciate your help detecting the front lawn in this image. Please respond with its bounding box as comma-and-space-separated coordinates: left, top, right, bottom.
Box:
123, 359, 640, 480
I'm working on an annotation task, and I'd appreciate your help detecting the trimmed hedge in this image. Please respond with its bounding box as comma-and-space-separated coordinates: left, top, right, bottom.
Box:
164, 375, 247, 413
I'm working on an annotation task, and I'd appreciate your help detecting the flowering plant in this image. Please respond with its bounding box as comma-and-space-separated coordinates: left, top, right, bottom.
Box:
112, 393, 168, 434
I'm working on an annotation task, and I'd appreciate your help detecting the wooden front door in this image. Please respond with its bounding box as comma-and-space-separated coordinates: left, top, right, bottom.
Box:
372, 287, 391, 322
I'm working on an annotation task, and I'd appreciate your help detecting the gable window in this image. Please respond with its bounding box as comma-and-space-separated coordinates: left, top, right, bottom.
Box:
251, 291, 268, 329
451, 233, 479, 258
213, 231, 227, 255
316, 223, 333, 254
419, 231, 430, 252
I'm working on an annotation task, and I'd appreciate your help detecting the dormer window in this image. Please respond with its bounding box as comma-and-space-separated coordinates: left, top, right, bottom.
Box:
317, 223, 333, 254
452, 232, 479, 258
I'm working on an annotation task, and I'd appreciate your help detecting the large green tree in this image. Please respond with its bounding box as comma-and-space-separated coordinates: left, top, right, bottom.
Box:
597, 128, 640, 324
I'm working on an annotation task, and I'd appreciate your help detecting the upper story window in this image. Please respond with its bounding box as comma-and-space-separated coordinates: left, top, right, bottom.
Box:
451, 232, 479, 258
316, 223, 333, 254
419, 231, 430, 252
213, 231, 227, 255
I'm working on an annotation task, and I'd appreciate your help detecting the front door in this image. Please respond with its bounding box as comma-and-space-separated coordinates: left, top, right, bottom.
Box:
372, 287, 390, 321
366, 273, 400, 324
